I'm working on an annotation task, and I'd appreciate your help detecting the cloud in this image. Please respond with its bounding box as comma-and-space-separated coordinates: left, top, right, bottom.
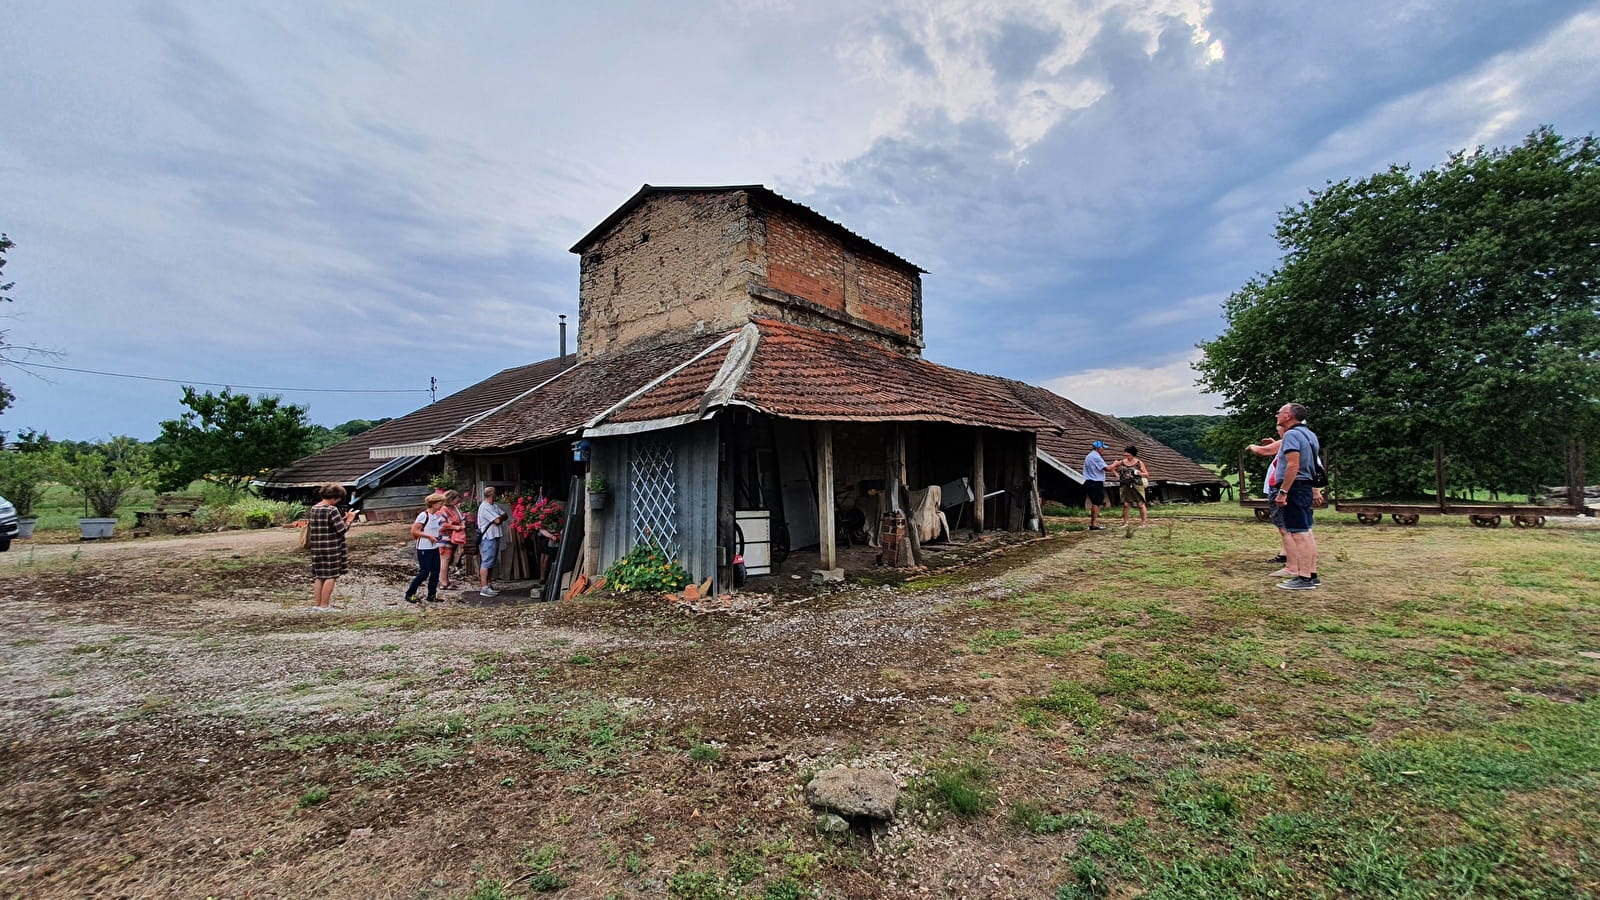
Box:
1043, 350, 1223, 416
839, 0, 1223, 153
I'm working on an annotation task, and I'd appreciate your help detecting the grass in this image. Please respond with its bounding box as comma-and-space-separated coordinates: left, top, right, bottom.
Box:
24, 481, 160, 533
9, 513, 1600, 897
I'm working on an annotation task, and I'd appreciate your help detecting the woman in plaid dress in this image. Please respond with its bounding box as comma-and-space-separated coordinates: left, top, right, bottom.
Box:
308, 483, 358, 610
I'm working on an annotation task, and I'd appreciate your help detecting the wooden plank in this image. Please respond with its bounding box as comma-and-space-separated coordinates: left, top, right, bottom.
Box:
973, 433, 985, 533
817, 423, 836, 570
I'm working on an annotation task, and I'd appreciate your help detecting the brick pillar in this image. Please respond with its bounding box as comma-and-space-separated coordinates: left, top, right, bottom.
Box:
878, 511, 906, 567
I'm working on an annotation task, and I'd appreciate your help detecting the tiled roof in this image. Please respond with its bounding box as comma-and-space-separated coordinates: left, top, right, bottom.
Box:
436, 333, 733, 452
733, 319, 1053, 431
597, 319, 1055, 432
974, 375, 1224, 485
263, 355, 574, 486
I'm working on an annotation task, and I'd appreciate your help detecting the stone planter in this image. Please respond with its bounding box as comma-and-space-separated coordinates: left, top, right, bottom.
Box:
16, 517, 38, 539
587, 490, 609, 511
78, 517, 118, 540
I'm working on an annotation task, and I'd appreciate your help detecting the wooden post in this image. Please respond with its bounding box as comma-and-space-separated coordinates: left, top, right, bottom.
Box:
901, 481, 924, 567
1435, 444, 1448, 514
1027, 433, 1044, 534
1569, 439, 1586, 514
884, 426, 902, 513
817, 423, 836, 570
972, 432, 986, 533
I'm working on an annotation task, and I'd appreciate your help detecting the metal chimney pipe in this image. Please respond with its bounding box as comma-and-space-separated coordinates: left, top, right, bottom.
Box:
559, 314, 568, 359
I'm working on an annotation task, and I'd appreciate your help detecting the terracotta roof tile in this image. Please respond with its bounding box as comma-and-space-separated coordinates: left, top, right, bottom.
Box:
438, 333, 732, 452
601, 319, 1054, 432
975, 375, 1223, 484
729, 320, 1054, 431
264, 356, 574, 486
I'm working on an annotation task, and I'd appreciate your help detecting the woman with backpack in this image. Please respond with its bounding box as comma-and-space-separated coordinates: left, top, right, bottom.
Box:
405, 492, 450, 604
1113, 446, 1151, 526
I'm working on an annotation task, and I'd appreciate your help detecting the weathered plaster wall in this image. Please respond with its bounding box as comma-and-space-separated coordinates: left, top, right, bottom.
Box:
576, 192, 757, 360
576, 189, 924, 360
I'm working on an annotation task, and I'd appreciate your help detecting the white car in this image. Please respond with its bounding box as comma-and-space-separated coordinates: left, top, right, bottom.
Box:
0, 495, 16, 552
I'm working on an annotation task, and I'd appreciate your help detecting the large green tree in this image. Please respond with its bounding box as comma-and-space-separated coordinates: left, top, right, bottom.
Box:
151, 387, 316, 492
1197, 127, 1600, 498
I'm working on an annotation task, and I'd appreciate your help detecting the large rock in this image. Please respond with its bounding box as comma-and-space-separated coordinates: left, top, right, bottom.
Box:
804, 767, 899, 821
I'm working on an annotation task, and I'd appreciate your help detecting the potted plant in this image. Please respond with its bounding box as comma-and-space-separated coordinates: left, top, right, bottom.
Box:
57, 437, 152, 539
0, 448, 52, 539
586, 473, 610, 510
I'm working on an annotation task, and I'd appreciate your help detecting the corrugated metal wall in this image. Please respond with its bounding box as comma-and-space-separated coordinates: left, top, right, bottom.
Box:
591, 421, 721, 590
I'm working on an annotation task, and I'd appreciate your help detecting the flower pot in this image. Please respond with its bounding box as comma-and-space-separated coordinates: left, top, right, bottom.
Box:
587, 490, 609, 510
16, 517, 38, 539
78, 517, 118, 540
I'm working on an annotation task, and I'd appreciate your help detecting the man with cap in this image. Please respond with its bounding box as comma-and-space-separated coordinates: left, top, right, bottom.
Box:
1082, 440, 1110, 531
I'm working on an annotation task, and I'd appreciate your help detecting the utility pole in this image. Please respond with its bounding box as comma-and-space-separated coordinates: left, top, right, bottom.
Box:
430, 376, 437, 403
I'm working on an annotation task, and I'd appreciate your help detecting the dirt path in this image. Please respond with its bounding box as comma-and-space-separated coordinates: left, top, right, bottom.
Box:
1, 522, 410, 566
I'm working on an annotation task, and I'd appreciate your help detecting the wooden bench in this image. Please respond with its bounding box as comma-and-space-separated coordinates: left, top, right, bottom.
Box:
133, 495, 204, 535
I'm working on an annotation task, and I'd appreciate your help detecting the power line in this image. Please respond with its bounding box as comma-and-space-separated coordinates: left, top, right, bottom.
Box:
13, 361, 430, 395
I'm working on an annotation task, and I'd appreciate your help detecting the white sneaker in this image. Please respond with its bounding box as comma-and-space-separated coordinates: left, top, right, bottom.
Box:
479, 587, 499, 597
1271, 567, 1292, 577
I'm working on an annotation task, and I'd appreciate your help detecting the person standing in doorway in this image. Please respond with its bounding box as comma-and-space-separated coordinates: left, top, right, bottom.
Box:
307, 483, 359, 611
476, 485, 508, 598
405, 492, 448, 604
1273, 404, 1321, 590
1083, 440, 1110, 531
1113, 446, 1151, 526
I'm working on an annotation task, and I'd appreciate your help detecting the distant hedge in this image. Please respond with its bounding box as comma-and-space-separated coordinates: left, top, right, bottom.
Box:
1119, 415, 1224, 465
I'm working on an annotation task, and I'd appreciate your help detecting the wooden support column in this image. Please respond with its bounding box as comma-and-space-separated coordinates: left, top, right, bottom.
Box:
901, 479, 925, 567
816, 424, 836, 570
1027, 433, 1045, 535
884, 426, 902, 513
972, 432, 986, 533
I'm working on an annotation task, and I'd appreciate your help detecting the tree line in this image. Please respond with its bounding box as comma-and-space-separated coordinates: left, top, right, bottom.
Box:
1197, 127, 1600, 498
0, 390, 390, 512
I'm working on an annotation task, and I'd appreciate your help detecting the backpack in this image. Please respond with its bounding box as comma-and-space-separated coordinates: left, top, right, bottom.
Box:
1290, 425, 1328, 488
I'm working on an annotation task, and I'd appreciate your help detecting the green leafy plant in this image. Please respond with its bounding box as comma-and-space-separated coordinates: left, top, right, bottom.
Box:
0, 447, 53, 517
603, 542, 691, 593
586, 473, 609, 492
56, 437, 152, 518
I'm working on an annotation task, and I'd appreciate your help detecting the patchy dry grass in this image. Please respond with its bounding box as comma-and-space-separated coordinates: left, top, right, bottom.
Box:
0, 517, 1597, 897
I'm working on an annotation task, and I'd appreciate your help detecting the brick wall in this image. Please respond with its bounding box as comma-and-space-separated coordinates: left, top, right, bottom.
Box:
761, 206, 921, 351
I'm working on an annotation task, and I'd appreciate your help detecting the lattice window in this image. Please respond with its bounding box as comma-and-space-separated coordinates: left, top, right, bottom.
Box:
630, 438, 678, 556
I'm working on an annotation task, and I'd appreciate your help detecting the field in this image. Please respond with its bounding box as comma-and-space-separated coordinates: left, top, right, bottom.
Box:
2, 515, 1598, 898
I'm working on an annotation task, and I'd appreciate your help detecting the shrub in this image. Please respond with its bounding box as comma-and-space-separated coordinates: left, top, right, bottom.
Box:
197, 498, 304, 530
57, 438, 153, 518
0, 450, 51, 517
604, 543, 691, 593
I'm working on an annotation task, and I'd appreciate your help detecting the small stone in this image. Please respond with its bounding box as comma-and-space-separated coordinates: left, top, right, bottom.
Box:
349, 828, 374, 840
816, 813, 850, 833
811, 568, 845, 584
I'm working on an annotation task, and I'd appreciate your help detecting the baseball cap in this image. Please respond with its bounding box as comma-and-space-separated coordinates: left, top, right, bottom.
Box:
1091, 440, 1106, 449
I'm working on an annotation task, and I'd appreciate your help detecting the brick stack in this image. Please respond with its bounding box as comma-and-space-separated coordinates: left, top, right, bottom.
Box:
878, 511, 907, 567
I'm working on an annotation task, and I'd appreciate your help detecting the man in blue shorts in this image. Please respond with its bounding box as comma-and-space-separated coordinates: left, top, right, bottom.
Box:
476, 486, 508, 597
1273, 403, 1321, 590
1082, 440, 1109, 531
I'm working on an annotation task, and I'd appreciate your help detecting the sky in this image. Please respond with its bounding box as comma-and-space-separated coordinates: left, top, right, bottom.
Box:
3, 0, 1597, 441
